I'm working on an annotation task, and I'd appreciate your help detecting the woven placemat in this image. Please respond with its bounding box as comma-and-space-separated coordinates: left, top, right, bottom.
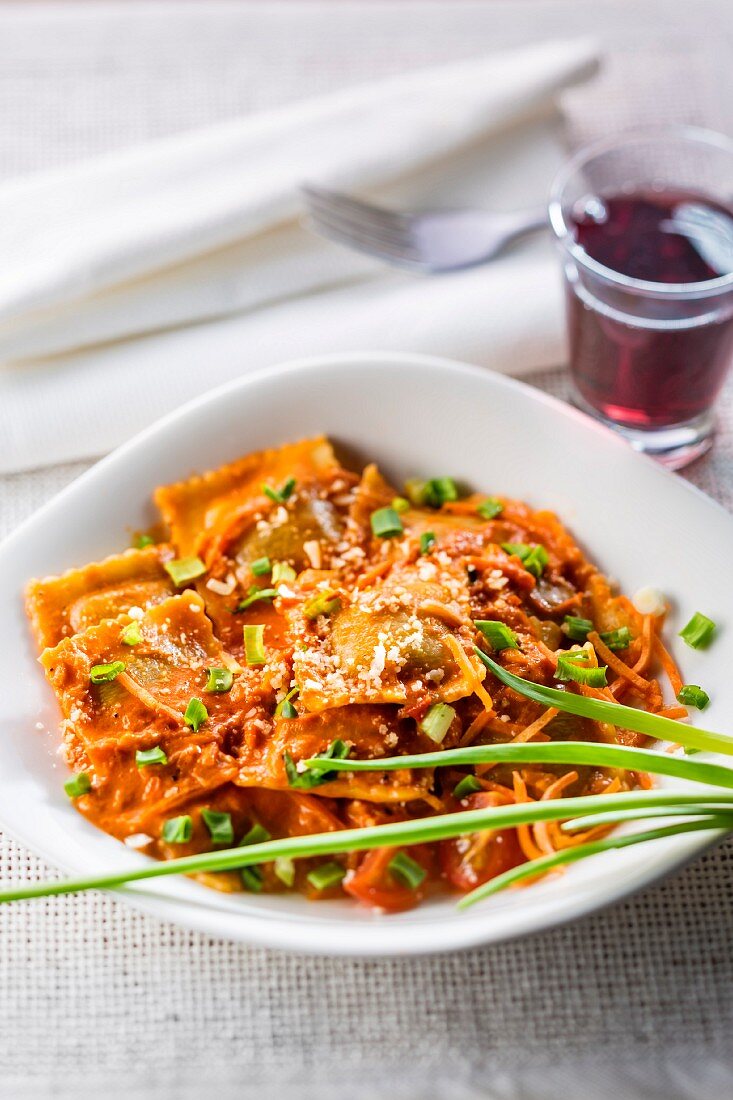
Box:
1, 4, 732, 1098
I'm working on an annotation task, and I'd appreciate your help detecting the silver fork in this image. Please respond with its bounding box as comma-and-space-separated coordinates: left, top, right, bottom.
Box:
302, 184, 548, 272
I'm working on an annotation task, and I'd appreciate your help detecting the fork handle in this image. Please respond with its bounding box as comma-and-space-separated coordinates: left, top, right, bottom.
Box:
497, 206, 549, 242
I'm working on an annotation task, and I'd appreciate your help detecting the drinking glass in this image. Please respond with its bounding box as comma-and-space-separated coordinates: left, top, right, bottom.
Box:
549, 127, 733, 469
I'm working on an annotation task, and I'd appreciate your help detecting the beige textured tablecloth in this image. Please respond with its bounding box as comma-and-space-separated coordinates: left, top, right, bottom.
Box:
1, 4, 732, 1098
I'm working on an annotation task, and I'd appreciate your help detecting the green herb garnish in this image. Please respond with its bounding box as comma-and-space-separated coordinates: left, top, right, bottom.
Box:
184, 697, 208, 731
263, 477, 296, 504
164, 556, 206, 586
90, 661, 125, 684
201, 810, 234, 845
284, 740, 350, 789
306, 862, 346, 891
677, 685, 710, 710
244, 624, 266, 665
475, 620, 518, 651
476, 498, 503, 520
64, 773, 91, 798
135, 746, 167, 768
205, 667, 233, 693
419, 531, 436, 555
388, 851, 426, 890
370, 507, 403, 539
162, 816, 193, 844
679, 612, 716, 650
419, 703, 455, 744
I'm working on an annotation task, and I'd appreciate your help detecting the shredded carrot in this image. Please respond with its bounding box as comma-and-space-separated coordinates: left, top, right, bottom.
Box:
445, 635, 493, 712
512, 772, 545, 862
354, 560, 391, 590
588, 630, 652, 693
657, 705, 688, 721
653, 633, 684, 697
460, 710, 490, 746
532, 771, 579, 855
632, 614, 654, 677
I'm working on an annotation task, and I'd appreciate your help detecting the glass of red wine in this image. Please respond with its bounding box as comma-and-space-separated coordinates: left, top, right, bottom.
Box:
549, 128, 733, 468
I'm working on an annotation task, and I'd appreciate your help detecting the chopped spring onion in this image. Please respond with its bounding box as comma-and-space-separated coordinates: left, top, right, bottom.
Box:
453, 774, 483, 799
677, 684, 710, 710
679, 612, 716, 650
419, 703, 455, 744
120, 621, 143, 646
275, 687, 299, 719
388, 852, 426, 890
241, 866, 264, 892
555, 650, 608, 688
284, 739, 350, 790
306, 862, 346, 891
302, 589, 340, 619
162, 815, 193, 844
240, 823, 271, 847
476, 497, 503, 520
457, 817, 731, 909
205, 667, 233, 693
563, 616, 593, 642
501, 542, 548, 578
90, 660, 125, 684
370, 506, 403, 539
6, 790, 733, 905
419, 531, 436, 555
250, 557, 271, 576
274, 857, 296, 887
475, 649, 733, 756
236, 586, 277, 611
405, 477, 459, 508
301, 739, 733, 790
263, 477, 296, 504
201, 810, 234, 845
164, 556, 206, 586
599, 626, 632, 651
475, 620, 518, 651
391, 496, 410, 514
244, 624, 266, 665
133, 533, 155, 549
184, 697, 208, 731
272, 561, 297, 585
64, 772, 91, 798
135, 746, 167, 768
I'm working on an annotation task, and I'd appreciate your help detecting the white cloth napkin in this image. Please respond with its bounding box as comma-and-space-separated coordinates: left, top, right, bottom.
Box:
0, 39, 597, 473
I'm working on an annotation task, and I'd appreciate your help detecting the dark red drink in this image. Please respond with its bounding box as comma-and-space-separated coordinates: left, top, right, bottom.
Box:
566, 190, 733, 428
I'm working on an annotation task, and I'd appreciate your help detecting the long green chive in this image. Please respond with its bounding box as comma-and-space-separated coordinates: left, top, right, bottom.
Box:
201, 810, 234, 845
244, 624, 266, 665
475, 620, 518, 651
307, 862, 345, 891
205, 667, 233, 693
133, 533, 155, 549
121, 621, 143, 646
457, 817, 731, 909
419, 703, 455, 744
301, 740, 733, 790
475, 649, 733, 756
162, 815, 193, 844
453, 775, 483, 799
501, 542, 548, 578
388, 852, 426, 890
392, 496, 410, 514
370, 506, 403, 539
419, 531, 436, 555
477, 498, 503, 520
241, 866, 264, 892
599, 626, 632, 651
164, 556, 206, 586
284, 740, 350, 789
250, 557, 271, 576
240, 823, 271, 847
236, 586, 278, 611
135, 746, 167, 768
677, 685, 710, 710
184, 697, 208, 731
555, 651, 608, 688
561, 805, 732, 833
64, 773, 91, 798
563, 616, 593, 642
5, 791, 732, 905
272, 561, 297, 585
679, 612, 716, 650
263, 477, 296, 504
302, 590, 340, 619
274, 857, 296, 887
275, 687, 299, 719
90, 660, 125, 684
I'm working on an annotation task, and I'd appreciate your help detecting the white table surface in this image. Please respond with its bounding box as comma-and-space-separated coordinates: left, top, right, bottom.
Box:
1, 4, 733, 1099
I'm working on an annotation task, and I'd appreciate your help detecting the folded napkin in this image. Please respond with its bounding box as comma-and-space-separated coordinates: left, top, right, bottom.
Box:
0, 39, 597, 473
